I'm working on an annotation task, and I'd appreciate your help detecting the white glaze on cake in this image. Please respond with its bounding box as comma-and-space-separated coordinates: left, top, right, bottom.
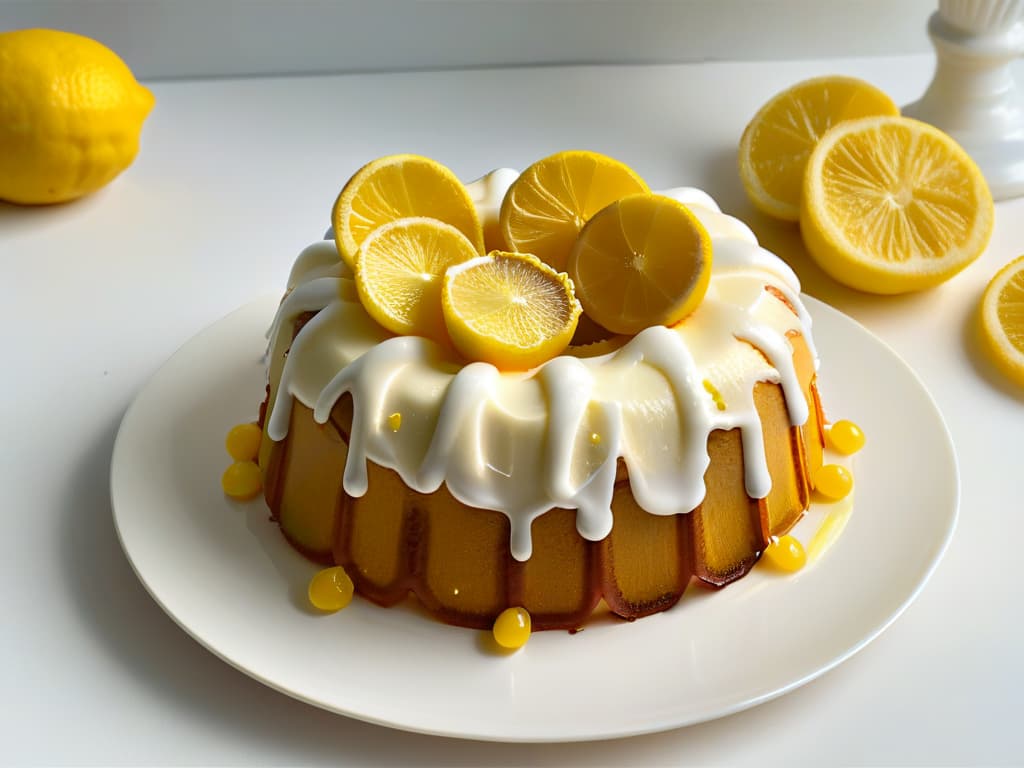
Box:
264, 171, 817, 560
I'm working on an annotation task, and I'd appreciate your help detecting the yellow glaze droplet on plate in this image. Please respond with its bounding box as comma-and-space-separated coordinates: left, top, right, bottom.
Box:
221, 461, 263, 500
827, 419, 865, 455
308, 566, 355, 612
225, 423, 262, 461
492, 606, 531, 649
762, 535, 807, 572
814, 463, 854, 501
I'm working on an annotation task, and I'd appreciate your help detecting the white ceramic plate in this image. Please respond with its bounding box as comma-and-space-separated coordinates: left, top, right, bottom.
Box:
111, 295, 958, 743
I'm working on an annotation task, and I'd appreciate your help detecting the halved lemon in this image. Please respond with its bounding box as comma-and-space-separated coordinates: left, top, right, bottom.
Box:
739, 76, 899, 221
498, 150, 649, 272
980, 254, 1024, 388
332, 154, 484, 270
801, 115, 994, 294
442, 251, 581, 370
568, 193, 713, 335
354, 217, 479, 341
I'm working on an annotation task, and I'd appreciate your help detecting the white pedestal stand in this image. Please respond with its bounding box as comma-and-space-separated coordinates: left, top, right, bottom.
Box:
904, 1, 1024, 199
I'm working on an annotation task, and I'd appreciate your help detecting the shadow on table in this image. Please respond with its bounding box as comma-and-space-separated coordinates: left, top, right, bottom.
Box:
0, 195, 104, 234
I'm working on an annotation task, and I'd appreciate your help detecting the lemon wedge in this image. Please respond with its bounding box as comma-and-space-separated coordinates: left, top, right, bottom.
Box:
801, 116, 993, 294
739, 76, 899, 221
981, 255, 1024, 388
332, 154, 484, 270
354, 217, 479, 342
568, 193, 712, 335
442, 251, 581, 370
499, 150, 648, 271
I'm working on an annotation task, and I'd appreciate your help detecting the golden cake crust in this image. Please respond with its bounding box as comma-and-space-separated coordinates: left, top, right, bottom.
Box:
258, 322, 824, 631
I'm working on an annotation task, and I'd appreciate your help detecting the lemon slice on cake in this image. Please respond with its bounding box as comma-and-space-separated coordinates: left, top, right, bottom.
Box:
980, 255, 1024, 387
499, 150, 649, 271
801, 115, 994, 294
354, 217, 479, 342
332, 154, 485, 270
568, 194, 713, 335
739, 76, 899, 221
442, 251, 581, 370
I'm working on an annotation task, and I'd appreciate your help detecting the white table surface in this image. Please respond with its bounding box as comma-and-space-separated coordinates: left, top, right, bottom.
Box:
3, 53, 1023, 766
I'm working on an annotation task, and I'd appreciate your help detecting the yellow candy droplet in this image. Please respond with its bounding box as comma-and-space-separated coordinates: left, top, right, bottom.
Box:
308, 566, 355, 612
221, 460, 262, 500
814, 463, 853, 500
387, 412, 402, 432
827, 419, 865, 455
762, 535, 807, 572
225, 422, 262, 461
492, 606, 531, 650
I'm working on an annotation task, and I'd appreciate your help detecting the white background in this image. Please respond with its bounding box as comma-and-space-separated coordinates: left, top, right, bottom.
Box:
3, 3, 1024, 766
3, 0, 934, 78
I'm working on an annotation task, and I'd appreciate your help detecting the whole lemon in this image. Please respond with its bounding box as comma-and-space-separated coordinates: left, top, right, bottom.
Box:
0, 28, 154, 205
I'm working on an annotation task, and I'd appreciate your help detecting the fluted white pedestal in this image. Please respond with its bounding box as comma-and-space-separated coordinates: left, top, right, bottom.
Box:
905, 1, 1024, 199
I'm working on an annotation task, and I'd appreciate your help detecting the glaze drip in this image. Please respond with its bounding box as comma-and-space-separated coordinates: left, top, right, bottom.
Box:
263, 174, 817, 560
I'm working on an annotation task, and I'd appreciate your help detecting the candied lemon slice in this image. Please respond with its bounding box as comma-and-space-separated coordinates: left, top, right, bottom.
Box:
981, 254, 1024, 388
442, 251, 581, 370
739, 76, 899, 221
801, 116, 994, 294
355, 217, 479, 341
332, 154, 484, 270
568, 193, 712, 335
499, 150, 649, 271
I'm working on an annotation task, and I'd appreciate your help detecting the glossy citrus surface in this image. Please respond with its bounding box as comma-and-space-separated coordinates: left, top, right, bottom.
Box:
442, 251, 581, 370
980, 254, 1024, 388
739, 76, 898, 221
332, 154, 484, 270
0, 28, 154, 204
355, 216, 479, 341
499, 150, 649, 272
801, 116, 993, 294
568, 193, 712, 335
